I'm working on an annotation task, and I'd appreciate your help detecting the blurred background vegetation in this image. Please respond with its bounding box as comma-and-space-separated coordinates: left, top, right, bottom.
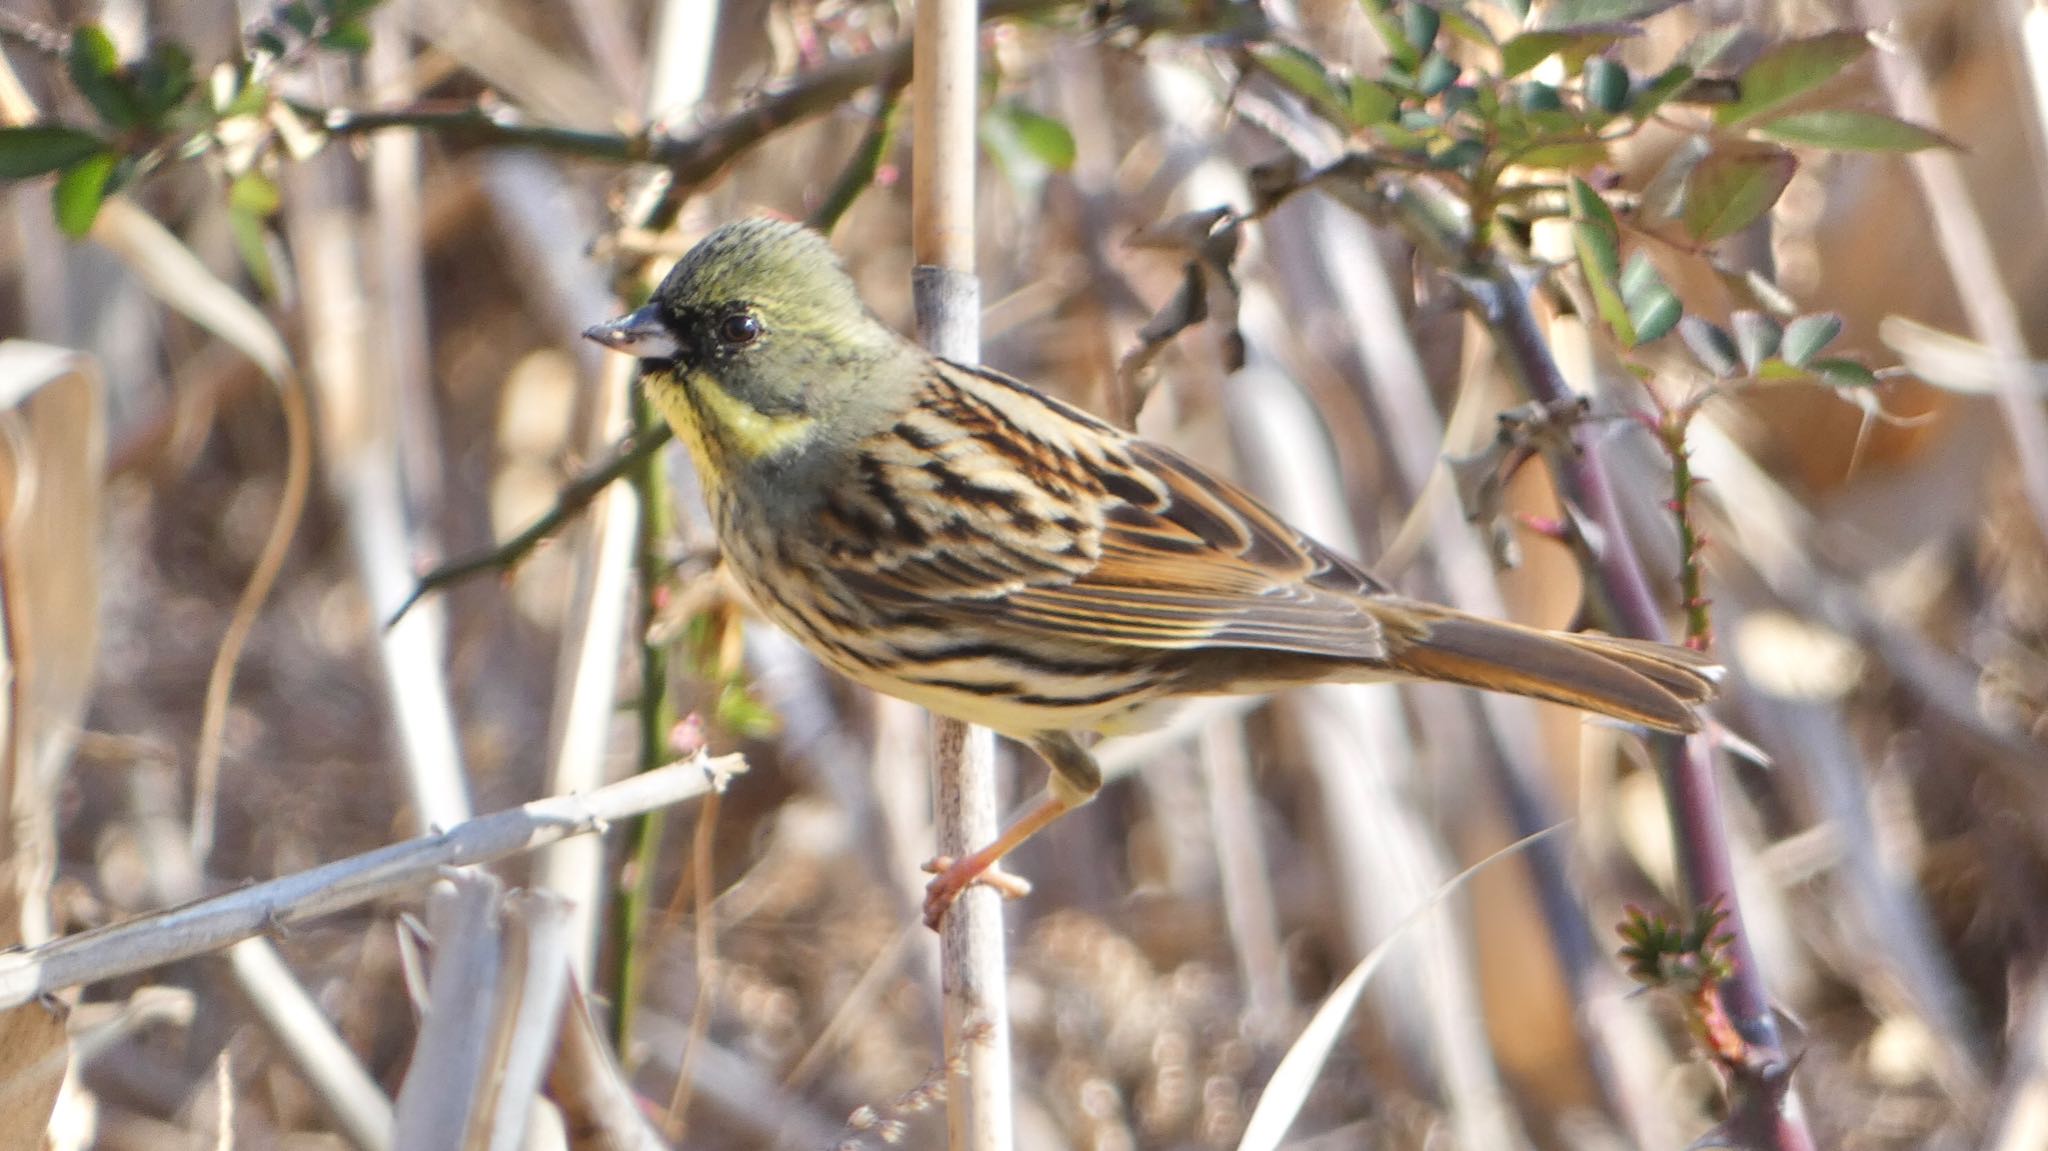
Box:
1, 0, 2044, 1147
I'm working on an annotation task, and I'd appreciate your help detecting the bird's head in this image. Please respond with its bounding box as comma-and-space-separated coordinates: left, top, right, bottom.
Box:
584, 218, 912, 467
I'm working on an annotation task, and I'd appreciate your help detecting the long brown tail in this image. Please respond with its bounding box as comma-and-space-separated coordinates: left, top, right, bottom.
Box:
1384, 607, 1721, 733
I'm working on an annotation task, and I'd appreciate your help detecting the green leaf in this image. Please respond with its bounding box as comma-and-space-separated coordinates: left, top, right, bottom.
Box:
1683, 142, 1795, 241
1360, 0, 1421, 69
0, 126, 109, 179
68, 25, 141, 130
318, 19, 374, 53
1619, 248, 1661, 301
1679, 316, 1742, 376
1812, 357, 1878, 388
1501, 30, 1629, 78
1781, 312, 1843, 367
1509, 136, 1610, 168
1730, 309, 1781, 371
1571, 177, 1634, 344
1431, 3, 1498, 48
1715, 30, 1869, 126
1347, 78, 1402, 126
1535, 0, 1685, 31
229, 200, 277, 297
1628, 63, 1694, 119
715, 682, 780, 739
52, 151, 116, 236
1753, 108, 1954, 152
1002, 104, 1074, 170
229, 170, 281, 216
1248, 43, 1350, 124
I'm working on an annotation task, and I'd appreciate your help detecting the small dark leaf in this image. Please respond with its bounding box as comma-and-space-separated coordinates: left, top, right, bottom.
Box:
1621, 252, 1679, 345
52, 152, 116, 236
1418, 53, 1461, 98
1404, 3, 1441, 53
1754, 108, 1955, 153
131, 42, 195, 123
1680, 316, 1742, 376
1730, 310, 1781, 372
1433, 136, 1485, 175
0, 126, 109, 179
1519, 81, 1563, 112
68, 25, 140, 130
1683, 141, 1796, 241
1584, 56, 1629, 114
1715, 30, 1869, 126
1781, 312, 1844, 367
252, 29, 288, 57
282, 2, 320, 37
1629, 286, 1682, 344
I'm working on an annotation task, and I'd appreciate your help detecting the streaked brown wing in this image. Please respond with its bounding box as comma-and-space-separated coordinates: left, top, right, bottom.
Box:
832, 361, 1395, 661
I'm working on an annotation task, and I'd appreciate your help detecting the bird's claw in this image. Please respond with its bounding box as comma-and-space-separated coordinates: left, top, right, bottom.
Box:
920, 856, 1033, 930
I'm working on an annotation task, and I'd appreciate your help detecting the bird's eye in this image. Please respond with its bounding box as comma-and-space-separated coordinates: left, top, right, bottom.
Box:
718, 312, 763, 347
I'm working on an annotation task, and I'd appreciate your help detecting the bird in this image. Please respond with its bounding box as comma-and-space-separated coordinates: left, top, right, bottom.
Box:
584, 217, 1719, 929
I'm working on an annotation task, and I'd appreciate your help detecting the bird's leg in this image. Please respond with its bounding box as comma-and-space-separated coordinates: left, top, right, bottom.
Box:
921, 732, 1101, 930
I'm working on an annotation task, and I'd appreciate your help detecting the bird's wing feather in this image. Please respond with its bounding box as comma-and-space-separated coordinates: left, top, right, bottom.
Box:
828, 361, 1394, 661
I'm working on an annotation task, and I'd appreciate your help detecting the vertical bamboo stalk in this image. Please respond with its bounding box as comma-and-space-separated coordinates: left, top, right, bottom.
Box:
910, 2, 1014, 1150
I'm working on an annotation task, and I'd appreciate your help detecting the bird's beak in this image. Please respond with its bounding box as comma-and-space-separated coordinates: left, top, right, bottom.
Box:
583, 305, 681, 361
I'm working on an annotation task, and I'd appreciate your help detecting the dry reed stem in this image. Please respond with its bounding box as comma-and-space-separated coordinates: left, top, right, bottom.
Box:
911, 0, 1014, 1148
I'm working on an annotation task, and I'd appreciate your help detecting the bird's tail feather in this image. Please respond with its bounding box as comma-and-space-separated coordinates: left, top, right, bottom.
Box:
1384, 610, 1720, 734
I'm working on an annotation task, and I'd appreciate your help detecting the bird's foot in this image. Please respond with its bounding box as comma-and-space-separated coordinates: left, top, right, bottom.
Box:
921, 854, 1034, 930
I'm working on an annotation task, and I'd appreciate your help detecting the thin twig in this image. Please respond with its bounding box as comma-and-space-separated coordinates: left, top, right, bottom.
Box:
387, 425, 673, 626
1462, 261, 1813, 1151
809, 90, 903, 235
304, 0, 1070, 188
608, 384, 679, 1053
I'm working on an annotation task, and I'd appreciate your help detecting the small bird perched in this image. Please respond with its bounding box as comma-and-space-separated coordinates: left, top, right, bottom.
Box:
586, 217, 1718, 929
